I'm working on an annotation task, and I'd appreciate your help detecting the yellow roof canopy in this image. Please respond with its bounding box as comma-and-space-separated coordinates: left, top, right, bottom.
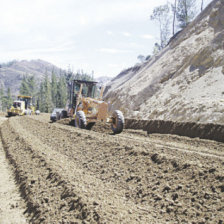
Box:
17, 95, 32, 99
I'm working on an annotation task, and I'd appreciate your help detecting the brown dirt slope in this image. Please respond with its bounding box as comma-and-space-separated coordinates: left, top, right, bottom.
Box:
0, 114, 223, 223
104, 0, 224, 124
125, 119, 224, 143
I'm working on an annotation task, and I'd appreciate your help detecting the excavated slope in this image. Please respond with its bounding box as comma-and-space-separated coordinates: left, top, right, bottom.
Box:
104, 0, 224, 124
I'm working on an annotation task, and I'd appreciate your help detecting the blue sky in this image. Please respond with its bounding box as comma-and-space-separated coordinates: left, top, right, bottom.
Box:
0, 0, 212, 78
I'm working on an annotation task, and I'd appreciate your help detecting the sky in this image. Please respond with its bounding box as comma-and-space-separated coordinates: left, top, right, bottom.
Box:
0, 0, 212, 78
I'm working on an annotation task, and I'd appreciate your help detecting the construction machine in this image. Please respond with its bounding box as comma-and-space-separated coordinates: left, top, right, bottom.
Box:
7, 95, 35, 116
62, 79, 124, 134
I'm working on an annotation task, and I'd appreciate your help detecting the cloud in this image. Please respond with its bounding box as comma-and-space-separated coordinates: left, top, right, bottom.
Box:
98, 48, 132, 54
106, 31, 113, 36
122, 32, 131, 37
0, 0, 168, 77
141, 34, 154, 39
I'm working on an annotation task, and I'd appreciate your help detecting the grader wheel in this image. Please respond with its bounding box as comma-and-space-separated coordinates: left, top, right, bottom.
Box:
75, 111, 87, 129
111, 110, 124, 134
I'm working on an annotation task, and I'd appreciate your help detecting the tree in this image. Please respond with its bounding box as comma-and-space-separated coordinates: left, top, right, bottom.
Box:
38, 81, 45, 112
20, 75, 30, 95
201, 0, 204, 12
51, 70, 57, 107
145, 55, 151, 61
6, 87, 13, 109
43, 74, 52, 113
65, 67, 74, 83
20, 75, 36, 97
151, 4, 171, 48
0, 85, 9, 111
153, 43, 162, 55
1, 96, 8, 111
171, 0, 177, 35
27, 75, 36, 96
176, 0, 196, 29
56, 75, 67, 108
137, 55, 146, 63
0, 85, 4, 111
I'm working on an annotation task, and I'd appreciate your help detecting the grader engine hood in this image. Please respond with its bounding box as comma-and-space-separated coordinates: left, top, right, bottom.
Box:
80, 97, 108, 121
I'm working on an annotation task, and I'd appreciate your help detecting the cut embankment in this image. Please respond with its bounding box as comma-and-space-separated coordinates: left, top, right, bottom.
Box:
125, 119, 224, 142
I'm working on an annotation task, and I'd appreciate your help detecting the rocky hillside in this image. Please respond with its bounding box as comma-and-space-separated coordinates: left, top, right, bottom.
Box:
104, 0, 224, 124
0, 59, 63, 95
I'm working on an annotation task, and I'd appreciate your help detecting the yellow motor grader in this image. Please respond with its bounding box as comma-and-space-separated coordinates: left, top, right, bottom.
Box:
7, 95, 35, 116
61, 80, 124, 134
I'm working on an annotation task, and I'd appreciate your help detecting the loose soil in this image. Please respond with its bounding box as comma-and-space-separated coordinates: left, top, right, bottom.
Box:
0, 117, 27, 224
0, 114, 223, 223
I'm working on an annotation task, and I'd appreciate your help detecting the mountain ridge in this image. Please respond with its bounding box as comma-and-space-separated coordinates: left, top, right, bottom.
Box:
0, 59, 63, 95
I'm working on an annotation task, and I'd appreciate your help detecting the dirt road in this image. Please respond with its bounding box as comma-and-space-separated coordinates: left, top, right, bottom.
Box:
0, 114, 223, 223
0, 117, 27, 224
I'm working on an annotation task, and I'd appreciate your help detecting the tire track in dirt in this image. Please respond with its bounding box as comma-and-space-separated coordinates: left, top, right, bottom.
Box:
0, 119, 102, 223
31, 114, 224, 159
0, 117, 27, 224
1, 117, 157, 223
13, 115, 224, 223
115, 134, 224, 159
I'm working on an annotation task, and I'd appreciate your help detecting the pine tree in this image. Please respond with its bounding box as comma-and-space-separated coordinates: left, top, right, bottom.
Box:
20, 75, 30, 95
56, 75, 67, 108
51, 70, 57, 107
27, 75, 36, 96
0, 85, 8, 111
38, 81, 45, 112
7, 87, 13, 109
20, 75, 36, 97
43, 74, 52, 113
0, 85, 4, 111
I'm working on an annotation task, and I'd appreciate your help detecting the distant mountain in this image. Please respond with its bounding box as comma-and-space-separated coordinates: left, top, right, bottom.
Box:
0, 59, 64, 96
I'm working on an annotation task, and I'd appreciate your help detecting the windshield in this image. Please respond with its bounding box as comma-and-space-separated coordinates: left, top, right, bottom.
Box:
74, 83, 97, 98
13, 102, 21, 108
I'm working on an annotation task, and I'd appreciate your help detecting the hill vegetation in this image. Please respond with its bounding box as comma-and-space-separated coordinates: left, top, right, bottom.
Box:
0, 60, 94, 112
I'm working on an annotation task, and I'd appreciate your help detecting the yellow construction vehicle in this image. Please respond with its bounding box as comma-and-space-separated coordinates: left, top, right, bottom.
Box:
7, 95, 35, 116
60, 80, 124, 134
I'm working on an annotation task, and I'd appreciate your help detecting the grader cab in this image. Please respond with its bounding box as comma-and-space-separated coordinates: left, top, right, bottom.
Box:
68, 80, 124, 134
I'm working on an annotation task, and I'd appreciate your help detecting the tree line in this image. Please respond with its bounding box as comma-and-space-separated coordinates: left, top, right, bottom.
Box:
0, 86, 13, 111
0, 69, 93, 113
150, 0, 206, 53
136, 0, 207, 64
